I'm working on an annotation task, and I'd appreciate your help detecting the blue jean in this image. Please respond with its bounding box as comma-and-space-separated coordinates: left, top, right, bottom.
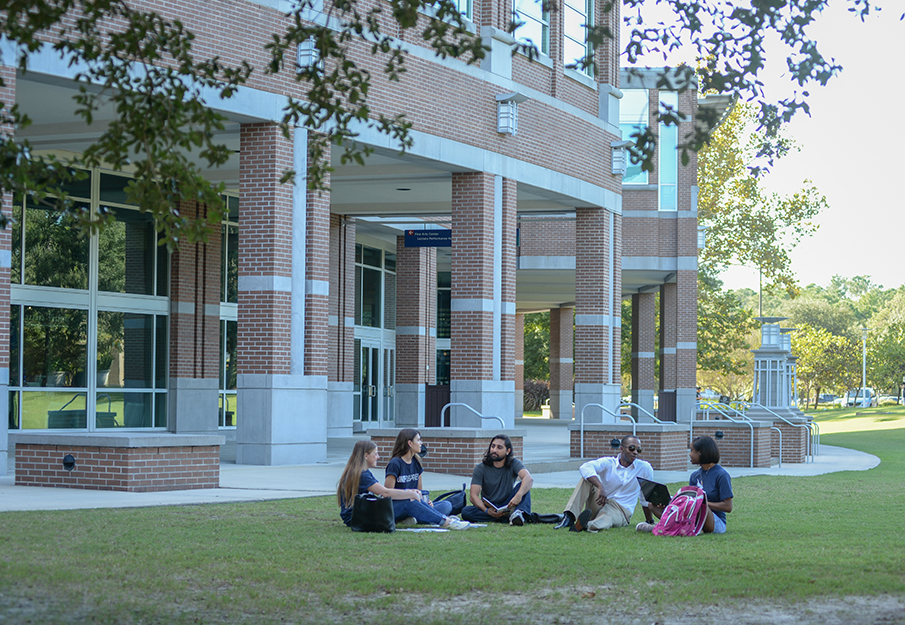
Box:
392, 498, 448, 525
461, 484, 531, 523
712, 514, 726, 534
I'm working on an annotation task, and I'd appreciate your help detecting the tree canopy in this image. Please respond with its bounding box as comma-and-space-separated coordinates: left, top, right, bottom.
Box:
0, 0, 891, 245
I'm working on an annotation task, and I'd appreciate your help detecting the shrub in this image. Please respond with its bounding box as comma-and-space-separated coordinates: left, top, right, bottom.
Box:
523, 379, 550, 412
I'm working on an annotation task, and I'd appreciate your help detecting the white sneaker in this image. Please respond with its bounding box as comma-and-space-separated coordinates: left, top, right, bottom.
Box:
446, 517, 472, 530
636, 522, 655, 533
509, 509, 526, 526
398, 516, 417, 526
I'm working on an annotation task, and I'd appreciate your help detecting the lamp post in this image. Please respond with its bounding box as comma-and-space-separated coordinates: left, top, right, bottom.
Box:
861, 326, 868, 406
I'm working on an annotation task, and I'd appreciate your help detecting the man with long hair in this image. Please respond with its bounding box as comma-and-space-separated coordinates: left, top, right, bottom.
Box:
461, 434, 533, 526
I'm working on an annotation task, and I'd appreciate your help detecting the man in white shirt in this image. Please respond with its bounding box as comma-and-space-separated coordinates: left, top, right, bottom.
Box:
554, 436, 653, 532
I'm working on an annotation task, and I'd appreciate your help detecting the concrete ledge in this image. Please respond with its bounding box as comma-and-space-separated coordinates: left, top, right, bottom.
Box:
10, 432, 225, 448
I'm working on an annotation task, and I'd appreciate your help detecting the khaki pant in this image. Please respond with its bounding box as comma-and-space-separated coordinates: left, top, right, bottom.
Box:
564, 479, 632, 531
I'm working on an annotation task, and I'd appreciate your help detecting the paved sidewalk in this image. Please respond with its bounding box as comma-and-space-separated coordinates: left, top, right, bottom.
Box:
0, 422, 878, 512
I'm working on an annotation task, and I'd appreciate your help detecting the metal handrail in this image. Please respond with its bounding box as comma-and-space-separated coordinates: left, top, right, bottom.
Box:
703, 401, 784, 467
619, 401, 665, 424
691, 401, 755, 468
736, 401, 814, 463
60, 392, 112, 414
440, 403, 505, 429
579, 403, 636, 458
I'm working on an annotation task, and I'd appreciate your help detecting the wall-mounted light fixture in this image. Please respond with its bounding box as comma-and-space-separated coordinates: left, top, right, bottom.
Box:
297, 37, 321, 73
611, 140, 633, 176
496, 92, 529, 135
610, 438, 621, 449
714, 431, 724, 440
697, 225, 708, 249
62, 454, 76, 472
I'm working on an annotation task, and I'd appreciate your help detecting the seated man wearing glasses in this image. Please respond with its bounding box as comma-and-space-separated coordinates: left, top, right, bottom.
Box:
554, 436, 654, 533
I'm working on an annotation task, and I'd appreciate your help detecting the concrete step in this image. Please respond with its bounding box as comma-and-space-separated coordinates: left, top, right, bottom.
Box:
523, 458, 585, 474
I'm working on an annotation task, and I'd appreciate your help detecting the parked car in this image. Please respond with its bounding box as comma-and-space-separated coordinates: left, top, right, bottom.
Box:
845, 388, 878, 408
817, 393, 836, 404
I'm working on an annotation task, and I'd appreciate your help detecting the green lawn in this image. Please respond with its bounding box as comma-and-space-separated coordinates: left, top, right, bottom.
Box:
1, 428, 903, 623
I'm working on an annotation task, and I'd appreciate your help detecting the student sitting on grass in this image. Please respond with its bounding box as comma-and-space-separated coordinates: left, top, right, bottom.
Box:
337, 440, 471, 530
636, 435, 734, 534
384, 428, 453, 518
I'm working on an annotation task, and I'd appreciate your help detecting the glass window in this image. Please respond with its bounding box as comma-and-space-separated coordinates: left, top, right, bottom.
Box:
454, 0, 472, 18
222, 224, 239, 303
437, 271, 451, 339
98, 173, 131, 205
21, 198, 89, 289
361, 267, 381, 328
96, 311, 157, 389
9, 306, 19, 388
513, 0, 549, 54
23, 306, 88, 388
659, 91, 679, 211
564, 0, 593, 75
29, 390, 86, 429
436, 349, 451, 386
362, 246, 382, 268
98, 207, 163, 295
620, 89, 650, 185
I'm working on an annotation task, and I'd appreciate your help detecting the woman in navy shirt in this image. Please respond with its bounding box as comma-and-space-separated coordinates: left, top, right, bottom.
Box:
337, 440, 470, 529
384, 429, 453, 516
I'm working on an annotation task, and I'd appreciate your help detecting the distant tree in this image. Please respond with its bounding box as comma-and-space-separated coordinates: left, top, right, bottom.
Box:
697, 103, 827, 296
792, 324, 859, 407
866, 322, 905, 396
523, 312, 550, 382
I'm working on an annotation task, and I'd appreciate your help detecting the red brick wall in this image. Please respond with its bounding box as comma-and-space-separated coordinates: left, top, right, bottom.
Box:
569, 429, 687, 470
691, 425, 772, 468
0, 66, 13, 376
396, 241, 437, 385
15, 444, 220, 492
771, 421, 809, 463
371, 434, 523, 476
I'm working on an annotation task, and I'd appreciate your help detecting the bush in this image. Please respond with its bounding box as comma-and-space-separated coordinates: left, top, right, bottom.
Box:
523, 379, 550, 412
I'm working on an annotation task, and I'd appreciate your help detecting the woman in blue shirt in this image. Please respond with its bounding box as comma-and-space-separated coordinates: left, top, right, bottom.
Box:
337, 440, 470, 529
384, 429, 454, 516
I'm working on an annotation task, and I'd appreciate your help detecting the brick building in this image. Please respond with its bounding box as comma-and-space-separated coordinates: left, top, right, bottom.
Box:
0, 0, 728, 473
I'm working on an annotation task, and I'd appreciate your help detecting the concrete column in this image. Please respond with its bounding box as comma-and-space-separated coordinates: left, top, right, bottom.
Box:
0, 65, 13, 475
167, 200, 221, 433
394, 239, 437, 427
574, 207, 621, 423
236, 125, 327, 465
631, 292, 657, 420
327, 214, 355, 436
549, 306, 574, 420
449, 172, 515, 428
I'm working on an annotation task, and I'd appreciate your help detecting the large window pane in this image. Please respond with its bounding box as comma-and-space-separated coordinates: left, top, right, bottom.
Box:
23, 199, 89, 289
96, 391, 153, 428
25, 390, 86, 429
23, 306, 87, 388
222, 224, 239, 303
155, 315, 168, 389
361, 267, 381, 328
10, 306, 19, 387
620, 89, 650, 185
97, 311, 154, 388
98, 208, 159, 294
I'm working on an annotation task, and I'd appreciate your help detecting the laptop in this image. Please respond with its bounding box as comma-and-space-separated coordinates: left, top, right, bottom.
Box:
636, 477, 672, 507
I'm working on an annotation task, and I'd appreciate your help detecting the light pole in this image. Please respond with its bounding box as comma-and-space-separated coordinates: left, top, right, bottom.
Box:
861, 326, 868, 407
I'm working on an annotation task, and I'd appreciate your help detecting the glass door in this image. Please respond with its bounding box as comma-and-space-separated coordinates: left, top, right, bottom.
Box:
383, 347, 395, 425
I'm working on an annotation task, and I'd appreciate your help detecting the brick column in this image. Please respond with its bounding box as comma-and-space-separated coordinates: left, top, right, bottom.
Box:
394, 239, 437, 427
549, 306, 574, 420
631, 292, 657, 420
327, 214, 355, 436
574, 207, 621, 423
449, 172, 515, 428
0, 66, 13, 474
167, 200, 221, 432
659, 282, 678, 421
514, 312, 524, 419
236, 125, 327, 465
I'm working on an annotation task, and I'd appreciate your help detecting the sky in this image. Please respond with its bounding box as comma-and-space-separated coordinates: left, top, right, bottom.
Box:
707, 3, 905, 292
624, 2, 905, 292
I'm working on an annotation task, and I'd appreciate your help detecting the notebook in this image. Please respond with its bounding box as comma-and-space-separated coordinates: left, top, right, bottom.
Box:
636, 477, 672, 507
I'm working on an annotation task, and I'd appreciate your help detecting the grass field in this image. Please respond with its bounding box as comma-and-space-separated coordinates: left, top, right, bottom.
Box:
1, 415, 903, 623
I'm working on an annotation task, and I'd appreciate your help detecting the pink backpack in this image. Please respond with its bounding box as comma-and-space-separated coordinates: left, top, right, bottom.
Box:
652, 486, 708, 536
